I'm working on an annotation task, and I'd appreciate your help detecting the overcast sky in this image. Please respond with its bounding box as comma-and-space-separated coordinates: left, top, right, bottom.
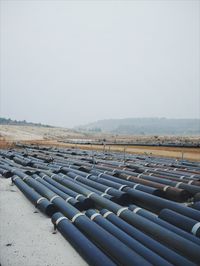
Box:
0, 0, 199, 127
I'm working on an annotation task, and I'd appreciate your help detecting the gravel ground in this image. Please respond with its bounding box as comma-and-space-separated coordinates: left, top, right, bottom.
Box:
0, 177, 87, 266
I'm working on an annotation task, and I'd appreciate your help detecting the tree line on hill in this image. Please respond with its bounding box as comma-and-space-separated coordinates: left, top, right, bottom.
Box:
0, 117, 52, 127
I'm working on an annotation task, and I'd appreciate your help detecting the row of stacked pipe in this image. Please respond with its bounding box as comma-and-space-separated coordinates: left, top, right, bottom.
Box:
0, 144, 200, 266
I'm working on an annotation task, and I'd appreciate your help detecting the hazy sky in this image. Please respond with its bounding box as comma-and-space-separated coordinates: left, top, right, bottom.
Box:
0, 0, 199, 127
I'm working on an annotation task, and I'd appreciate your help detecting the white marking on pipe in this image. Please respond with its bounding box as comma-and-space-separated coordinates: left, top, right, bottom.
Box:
188, 180, 194, 185
101, 193, 107, 197
22, 175, 29, 181
98, 173, 103, 178
71, 213, 85, 223
119, 185, 127, 191
191, 222, 200, 236
50, 195, 60, 203
175, 182, 182, 188
75, 194, 82, 200
74, 175, 79, 181
117, 207, 128, 217
55, 216, 68, 226
66, 197, 73, 202
133, 184, 139, 189
86, 174, 91, 179
103, 211, 113, 218
13, 176, 19, 181
126, 175, 131, 180
163, 186, 170, 192
51, 174, 56, 178
104, 187, 112, 194
87, 192, 95, 198
133, 207, 141, 214
36, 197, 46, 205
90, 213, 101, 221
137, 174, 142, 178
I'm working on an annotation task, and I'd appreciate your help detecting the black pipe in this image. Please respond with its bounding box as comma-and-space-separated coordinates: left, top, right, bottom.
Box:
51, 212, 117, 266
159, 209, 200, 237
100, 209, 195, 266
128, 204, 200, 245
38, 172, 94, 209
83, 191, 200, 264
19, 174, 150, 265
31, 174, 86, 211
190, 201, 200, 211
123, 187, 200, 220
66, 171, 130, 204
12, 175, 57, 216
85, 209, 172, 266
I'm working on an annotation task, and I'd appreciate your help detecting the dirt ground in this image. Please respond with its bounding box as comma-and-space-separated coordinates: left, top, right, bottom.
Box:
0, 177, 87, 266
0, 125, 199, 161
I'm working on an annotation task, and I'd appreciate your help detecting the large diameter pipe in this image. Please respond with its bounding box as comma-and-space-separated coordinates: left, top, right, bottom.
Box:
190, 201, 200, 211
115, 172, 190, 202
123, 187, 200, 221
90, 170, 159, 195
159, 209, 200, 238
20, 174, 150, 265
51, 212, 117, 266
39, 172, 94, 209
29, 169, 199, 264
128, 204, 200, 245
85, 209, 172, 266
85, 192, 200, 264
66, 171, 127, 199
133, 173, 200, 195
12, 175, 57, 216
100, 209, 195, 266
31, 174, 86, 211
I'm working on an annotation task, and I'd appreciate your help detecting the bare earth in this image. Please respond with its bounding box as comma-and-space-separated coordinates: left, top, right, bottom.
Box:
0, 125, 199, 161
0, 178, 87, 266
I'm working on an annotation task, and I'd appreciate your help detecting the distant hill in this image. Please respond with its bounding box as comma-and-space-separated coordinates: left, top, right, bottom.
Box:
77, 118, 200, 135
0, 117, 53, 128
